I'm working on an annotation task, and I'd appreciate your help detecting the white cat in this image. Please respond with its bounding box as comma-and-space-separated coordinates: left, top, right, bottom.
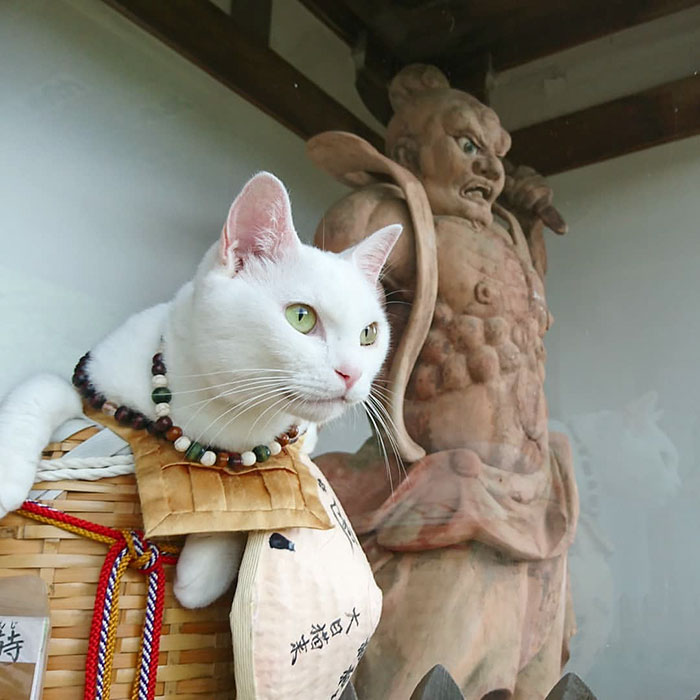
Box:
0, 172, 401, 608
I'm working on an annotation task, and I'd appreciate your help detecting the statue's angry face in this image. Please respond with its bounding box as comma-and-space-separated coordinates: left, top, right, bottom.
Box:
388, 92, 511, 227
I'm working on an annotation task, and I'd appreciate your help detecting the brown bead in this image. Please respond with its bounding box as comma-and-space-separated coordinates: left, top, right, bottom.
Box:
131, 414, 148, 430
72, 370, 88, 387
217, 452, 230, 467
151, 362, 166, 376
165, 426, 183, 442
152, 353, 163, 365
89, 394, 106, 409
115, 406, 132, 424
276, 434, 290, 446
153, 416, 173, 433
287, 426, 299, 439
228, 453, 243, 468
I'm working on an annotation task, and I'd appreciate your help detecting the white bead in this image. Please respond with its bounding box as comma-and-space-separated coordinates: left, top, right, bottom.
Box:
155, 402, 170, 417
152, 374, 168, 387
102, 401, 118, 417
174, 436, 191, 452
200, 451, 217, 467
241, 451, 256, 467
268, 441, 282, 456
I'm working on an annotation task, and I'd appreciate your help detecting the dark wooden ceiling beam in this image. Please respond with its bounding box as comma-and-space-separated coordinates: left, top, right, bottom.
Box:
101, 0, 382, 150
230, 0, 271, 46
437, 0, 700, 71
297, 0, 365, 46
301, 0, 700, 72
508, 74, 700, 175
337, 0, 700, 70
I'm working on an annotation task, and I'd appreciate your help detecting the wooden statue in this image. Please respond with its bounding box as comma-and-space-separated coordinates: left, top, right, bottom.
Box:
308, 64, 579, 699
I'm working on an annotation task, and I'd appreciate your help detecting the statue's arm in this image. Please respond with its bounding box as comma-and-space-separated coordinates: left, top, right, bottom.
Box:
314, 184, 417, 292
498, 161, 568, 279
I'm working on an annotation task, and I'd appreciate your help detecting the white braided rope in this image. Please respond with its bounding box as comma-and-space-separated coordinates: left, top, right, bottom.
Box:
36, 455, 135, 482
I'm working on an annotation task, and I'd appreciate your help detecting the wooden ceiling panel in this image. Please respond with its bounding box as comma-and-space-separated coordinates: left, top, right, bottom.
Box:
301, 0, 700, 69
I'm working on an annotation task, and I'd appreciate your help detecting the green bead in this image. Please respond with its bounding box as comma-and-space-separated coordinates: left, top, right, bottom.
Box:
151, 387, 172, 404
253, 445, 271, 463
185, 441, 205, 461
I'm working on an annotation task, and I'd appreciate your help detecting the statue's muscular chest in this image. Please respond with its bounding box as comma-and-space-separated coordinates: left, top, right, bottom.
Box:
409, 216, 550, 396
433, 216, 544, 320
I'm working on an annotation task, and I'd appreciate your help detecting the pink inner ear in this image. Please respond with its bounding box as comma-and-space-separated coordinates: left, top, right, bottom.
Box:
220, 172, 299, 269
351, 224, 403, 284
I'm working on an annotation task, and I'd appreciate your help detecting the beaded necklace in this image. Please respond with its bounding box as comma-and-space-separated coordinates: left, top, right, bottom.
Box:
72, 352, 301, 473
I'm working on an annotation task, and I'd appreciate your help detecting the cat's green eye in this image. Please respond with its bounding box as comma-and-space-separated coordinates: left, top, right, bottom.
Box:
285, 304, 317, 334
457, 136, 479, 156
360, 322, 378, 346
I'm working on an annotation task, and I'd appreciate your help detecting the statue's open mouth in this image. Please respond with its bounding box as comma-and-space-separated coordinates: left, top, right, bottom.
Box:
460, 183, 492, 202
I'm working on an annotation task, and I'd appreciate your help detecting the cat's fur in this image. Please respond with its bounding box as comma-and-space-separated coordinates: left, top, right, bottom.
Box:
0, 172, 401, 608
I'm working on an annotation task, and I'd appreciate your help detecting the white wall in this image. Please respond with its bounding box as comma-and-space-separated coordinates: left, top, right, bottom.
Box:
0, 0, 345, 397
546, 135, 700, 699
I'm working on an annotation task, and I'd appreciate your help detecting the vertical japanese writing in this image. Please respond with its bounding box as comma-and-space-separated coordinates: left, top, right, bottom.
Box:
310, 623, 329, 650
345, 607, 360, 634
289, 607, 363, 667
290, 634, 309, 666
0, 621, 25, 663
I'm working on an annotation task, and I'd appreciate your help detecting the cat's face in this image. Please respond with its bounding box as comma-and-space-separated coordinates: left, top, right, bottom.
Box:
187, 172, 400, 426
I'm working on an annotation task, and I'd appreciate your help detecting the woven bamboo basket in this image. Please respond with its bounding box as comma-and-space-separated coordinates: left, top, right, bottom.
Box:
0, 427, 235, 700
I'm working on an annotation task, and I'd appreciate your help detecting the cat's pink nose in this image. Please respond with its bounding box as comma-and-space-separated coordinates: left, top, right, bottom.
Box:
335, 366, 360, 390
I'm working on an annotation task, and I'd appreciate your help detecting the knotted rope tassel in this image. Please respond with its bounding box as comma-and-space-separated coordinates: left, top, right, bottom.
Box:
18, 500, 179, 700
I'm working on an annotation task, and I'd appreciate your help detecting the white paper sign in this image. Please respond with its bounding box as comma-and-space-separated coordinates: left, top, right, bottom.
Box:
0, 616, 48, 665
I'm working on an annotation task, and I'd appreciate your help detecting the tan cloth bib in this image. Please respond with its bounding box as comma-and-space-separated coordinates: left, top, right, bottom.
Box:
84, 405, 332, 537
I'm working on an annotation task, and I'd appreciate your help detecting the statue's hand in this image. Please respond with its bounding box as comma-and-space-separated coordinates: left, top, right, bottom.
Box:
501, 161, 567, 235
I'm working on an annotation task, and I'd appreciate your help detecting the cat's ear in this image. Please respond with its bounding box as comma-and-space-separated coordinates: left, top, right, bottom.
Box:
219, 172, 300, 271
346, 224, 402, 285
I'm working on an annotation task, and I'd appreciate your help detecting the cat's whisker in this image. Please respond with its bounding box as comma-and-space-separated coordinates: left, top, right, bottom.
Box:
175, 378, 288, 412
366, 392, 408, 481
365, 395, 405, 477
256, 391, 308, 439
176, 382, 283, 428
166, 375, 293, 396
246, 391, 296, 440
362, 400, 394, 496
370, 376, 392, 384
185, 385, 279, 438
166, 368, 298, 378
368, 386, 398, 411
200, 388, 278, 435
197, 387, 285, 445
370, 382, 395, 399
204, 390, 287, 448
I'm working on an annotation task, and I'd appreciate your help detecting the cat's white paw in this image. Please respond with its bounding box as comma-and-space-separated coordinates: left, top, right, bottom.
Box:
0, 451, 38, 519
173, 532, 246, 609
